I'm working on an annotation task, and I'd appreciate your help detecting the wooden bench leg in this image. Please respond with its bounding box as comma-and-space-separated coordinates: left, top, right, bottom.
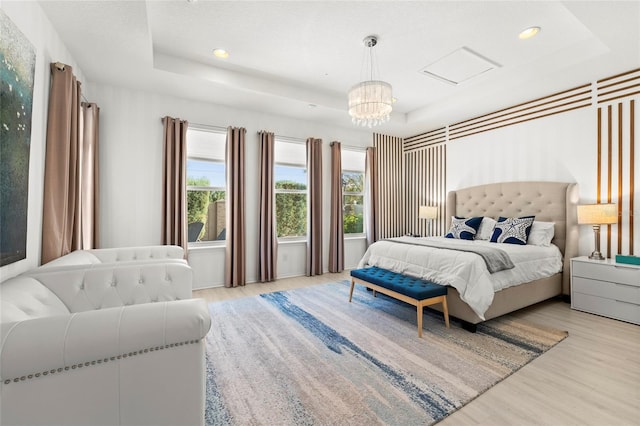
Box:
417, 301, 424, 338
349, 279, 355, 302
442, 296, 450, 328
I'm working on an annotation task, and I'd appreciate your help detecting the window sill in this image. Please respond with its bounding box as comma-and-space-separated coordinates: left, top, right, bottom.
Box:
277, 238, 307, 246
188, 243, 226, 252
345, 234, 366, 241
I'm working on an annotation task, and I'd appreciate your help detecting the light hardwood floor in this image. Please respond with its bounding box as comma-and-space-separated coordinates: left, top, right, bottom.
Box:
194, 272, 640, 426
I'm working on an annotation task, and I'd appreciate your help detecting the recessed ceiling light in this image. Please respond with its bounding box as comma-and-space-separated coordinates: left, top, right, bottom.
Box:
392, 97, 398, 103
213, 49, 229, 59
519, 26, 541, 40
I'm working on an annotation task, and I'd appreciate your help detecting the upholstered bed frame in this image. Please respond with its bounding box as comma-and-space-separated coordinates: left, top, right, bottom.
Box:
434, 181, 579, 327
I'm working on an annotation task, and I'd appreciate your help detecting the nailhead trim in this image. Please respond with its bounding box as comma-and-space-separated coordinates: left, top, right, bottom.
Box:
2, 339, 201, 385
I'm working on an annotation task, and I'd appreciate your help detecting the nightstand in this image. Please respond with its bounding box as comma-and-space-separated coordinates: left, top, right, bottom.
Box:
571, 256, 640, 325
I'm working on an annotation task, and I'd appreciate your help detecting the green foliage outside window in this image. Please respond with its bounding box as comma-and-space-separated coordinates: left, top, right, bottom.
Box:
275, 180, 307, 238
342, 172, 364, 234
187, 177, 225, 241
187, 177, 210, 226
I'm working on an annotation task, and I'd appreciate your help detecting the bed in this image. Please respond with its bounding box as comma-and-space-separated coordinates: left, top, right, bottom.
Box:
359, 181, 579, 330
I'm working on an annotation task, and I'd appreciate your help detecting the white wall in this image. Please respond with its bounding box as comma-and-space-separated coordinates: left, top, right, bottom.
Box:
446, 106, 639, 257
87, 83, 372, 288
0, 1, 87, 281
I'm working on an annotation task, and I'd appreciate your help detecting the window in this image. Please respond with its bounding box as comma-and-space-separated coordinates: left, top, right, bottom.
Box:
342, 149, 366, 235
186, 127, 226, 244
274, 140, 307, 240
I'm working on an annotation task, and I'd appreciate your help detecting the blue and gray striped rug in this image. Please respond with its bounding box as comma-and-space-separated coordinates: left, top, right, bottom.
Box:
205, 281, 567, 425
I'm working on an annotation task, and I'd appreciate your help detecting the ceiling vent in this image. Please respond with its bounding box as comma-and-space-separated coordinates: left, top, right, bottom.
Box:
419, 47, 500, 85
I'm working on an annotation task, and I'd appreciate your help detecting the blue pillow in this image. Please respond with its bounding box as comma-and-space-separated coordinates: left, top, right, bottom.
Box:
445, 216, 483, 240
490, 216, 535, 245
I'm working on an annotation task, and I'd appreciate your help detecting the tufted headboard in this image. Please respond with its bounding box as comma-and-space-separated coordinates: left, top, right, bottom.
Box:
445, 181, 579, 295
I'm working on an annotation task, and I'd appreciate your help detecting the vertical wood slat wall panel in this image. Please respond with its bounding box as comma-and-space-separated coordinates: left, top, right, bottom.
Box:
596, 68, 639, 256
403, 143, 446, 237
374, 133, 404, 239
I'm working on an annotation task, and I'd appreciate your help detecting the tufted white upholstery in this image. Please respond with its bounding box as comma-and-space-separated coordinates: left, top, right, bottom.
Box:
0, 261, 211, 426
0, 275, 69, 322
39, 245, 186, 269
23, 262, 193, 315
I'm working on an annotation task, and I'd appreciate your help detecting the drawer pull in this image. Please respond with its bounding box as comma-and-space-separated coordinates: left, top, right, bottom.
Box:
614, 282, 639, 289
613, 264, 640, 270
614, 299, 639, 306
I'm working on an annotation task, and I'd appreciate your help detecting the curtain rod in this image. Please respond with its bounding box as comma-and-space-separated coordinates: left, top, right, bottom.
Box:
53, 62, 90, 102
160, 121, 369, 151
267, 133, 369, 151
159, 119, 227, 133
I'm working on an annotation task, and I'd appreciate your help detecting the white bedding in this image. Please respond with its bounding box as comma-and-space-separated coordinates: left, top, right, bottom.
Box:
357, 236, 563, 320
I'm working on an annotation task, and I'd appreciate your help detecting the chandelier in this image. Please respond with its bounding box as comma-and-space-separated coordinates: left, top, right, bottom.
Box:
348, 35, 393, 128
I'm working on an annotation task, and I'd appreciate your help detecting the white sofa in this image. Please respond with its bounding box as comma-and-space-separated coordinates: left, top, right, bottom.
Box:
0, 260, 211, 426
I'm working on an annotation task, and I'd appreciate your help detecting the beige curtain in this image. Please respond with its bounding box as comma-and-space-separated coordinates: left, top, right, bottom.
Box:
161, 116, 188, 254
225, 127, 246, 287
77, 103, 100, 250
365, 146, 378, 247
328, 142, 344, 272
258, 131, 277, 282
42, 63, 100, 264
306, 137, 323, 276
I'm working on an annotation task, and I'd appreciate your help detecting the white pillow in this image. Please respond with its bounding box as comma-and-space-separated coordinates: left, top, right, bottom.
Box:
527, 221, 555, 246
476, 217, 497, 240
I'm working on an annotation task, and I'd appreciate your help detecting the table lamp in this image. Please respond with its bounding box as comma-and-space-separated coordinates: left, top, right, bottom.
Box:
577, 203, 617, 260
419, 205, 438, 236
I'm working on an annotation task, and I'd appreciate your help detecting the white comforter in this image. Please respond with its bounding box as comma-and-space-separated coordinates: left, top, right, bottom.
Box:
357, 236, 563, 320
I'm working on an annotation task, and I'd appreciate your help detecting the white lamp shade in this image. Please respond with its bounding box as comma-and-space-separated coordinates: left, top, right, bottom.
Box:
577, 203, 617, 225
419, 205, 438, 220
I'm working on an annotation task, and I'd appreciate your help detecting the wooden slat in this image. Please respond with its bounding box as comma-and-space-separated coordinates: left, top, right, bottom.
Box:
617, 103, 623, 255
607, 105, 613, 257
631, 100, 635, 255
597, 107, 602, 203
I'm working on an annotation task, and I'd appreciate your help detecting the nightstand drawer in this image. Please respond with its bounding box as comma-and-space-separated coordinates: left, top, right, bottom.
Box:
572, 276, 640, 304
572, 261, 640, 286
572, 292, 640, 325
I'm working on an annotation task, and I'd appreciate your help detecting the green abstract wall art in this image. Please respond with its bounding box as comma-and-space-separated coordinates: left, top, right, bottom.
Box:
0, 10, 36, 266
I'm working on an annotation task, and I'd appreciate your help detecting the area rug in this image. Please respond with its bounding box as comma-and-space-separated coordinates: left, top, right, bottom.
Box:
205, 281, 567, 425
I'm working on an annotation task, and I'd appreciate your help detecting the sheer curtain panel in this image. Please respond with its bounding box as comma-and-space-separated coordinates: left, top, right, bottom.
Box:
306, 137, 323, 276
225, 127, 247, 287
365, 146, 378, 247
329, 142, 344, 272
258, 131, 277, 282
161, 116, 188, 254
42, 63, 100, 264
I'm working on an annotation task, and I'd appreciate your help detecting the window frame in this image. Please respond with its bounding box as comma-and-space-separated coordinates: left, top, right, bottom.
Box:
186, 128, 227, 248
274, 141, 308, 243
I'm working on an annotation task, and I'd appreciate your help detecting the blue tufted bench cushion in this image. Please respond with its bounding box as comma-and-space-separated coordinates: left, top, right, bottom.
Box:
349, 266, 450, 337
350, 267, 447, 300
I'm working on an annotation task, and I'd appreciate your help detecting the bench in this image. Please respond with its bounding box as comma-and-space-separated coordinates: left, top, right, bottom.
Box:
349, 267, 450, 337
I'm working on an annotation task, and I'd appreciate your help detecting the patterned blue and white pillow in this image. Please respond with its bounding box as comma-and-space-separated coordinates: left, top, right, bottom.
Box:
445, 216, 483, 240
490, 216, 535, 245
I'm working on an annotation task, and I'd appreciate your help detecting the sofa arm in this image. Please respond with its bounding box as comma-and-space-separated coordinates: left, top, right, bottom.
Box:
39, 250, 102, 269
1, 298, 211, 384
